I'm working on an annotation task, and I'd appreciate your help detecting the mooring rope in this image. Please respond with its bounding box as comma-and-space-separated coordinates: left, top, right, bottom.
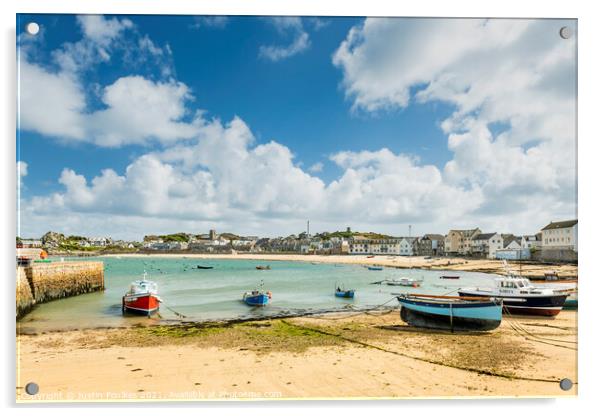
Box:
280, 320, 567, 384
502, 305, 577, 350
158, 300, 187, 319
302, 296, 399, 321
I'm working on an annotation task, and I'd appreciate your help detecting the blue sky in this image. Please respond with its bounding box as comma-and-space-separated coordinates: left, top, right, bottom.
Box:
17, 15, 577, 239
19, 15, 452, 195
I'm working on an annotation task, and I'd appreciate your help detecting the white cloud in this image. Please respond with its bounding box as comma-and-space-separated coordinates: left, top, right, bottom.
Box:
259, 17, 310, 61
22, 115, 481, 239
77, 15, 133, 46
308, 162, 323, 173
18, 17, 577, 239
19, 14, 199, 147
19, 63, 199, 146
18, 60, 87, 139
190, 16, 229, 29
52, 15, 134, 74
138, 35, 163, 57
84, 76, 200, 146
333, 18, 577, 231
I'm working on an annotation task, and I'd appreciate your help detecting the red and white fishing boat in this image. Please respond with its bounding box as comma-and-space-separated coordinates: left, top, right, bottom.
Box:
122, 272, 161, 316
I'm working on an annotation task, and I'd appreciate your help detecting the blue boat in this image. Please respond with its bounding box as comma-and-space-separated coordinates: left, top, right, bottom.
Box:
367, 266, 383, 271
335, 287, 355, 298
243, 291, 270, 306
242, 280, 271, 306
397, 294, 502, 332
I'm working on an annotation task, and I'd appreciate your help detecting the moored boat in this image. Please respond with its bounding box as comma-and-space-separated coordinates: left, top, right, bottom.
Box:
196, 265, 214, 269
397, 294, 502, 332
243, 290, 271, 306
122, 272, 161, 316
243, 280, 271, 306
440, 275, 460, 279
335, 286, 355, 298
458, 274, 568, 316
256, 265, 271, 270
367, 266, 383, 271
382, 277, 422, 287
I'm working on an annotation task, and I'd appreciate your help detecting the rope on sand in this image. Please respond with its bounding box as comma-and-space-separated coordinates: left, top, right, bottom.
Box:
280, 320, 570, 384
502, 305, 577, 350
302, 297, 399, 321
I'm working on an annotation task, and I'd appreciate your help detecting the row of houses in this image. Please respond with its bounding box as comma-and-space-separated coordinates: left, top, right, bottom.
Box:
347, 235, 445, 257
442, 219, 577, 260
342, 219, 577, 259
144, 230, 259, 252
25, 220, 577, 261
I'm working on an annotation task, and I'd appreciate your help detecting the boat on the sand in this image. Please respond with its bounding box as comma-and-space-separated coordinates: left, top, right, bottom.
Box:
458, 274, 568, 316
122, 272, 161, 316
397, 294, 502, 332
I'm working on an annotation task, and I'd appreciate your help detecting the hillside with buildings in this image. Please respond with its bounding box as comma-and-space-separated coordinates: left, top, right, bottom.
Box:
17, 220, 577, 263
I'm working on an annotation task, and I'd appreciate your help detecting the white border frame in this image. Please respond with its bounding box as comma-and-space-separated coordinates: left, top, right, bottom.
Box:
2, 0, 600, 414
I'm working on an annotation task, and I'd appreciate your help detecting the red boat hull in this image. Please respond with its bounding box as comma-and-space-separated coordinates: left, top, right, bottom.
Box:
122, 293, 160, 315
503, 305, 563, 316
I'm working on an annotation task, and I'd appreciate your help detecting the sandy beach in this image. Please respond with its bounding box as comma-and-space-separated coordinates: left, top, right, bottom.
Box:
102, 253, 578, 279
17, 309, 577, 401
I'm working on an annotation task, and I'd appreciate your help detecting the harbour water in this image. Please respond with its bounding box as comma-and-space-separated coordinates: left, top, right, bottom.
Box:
18, 256, 507, 332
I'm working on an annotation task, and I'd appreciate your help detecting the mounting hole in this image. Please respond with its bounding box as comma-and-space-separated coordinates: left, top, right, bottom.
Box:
25, 22, 40, 36
559, 378, 573, 391
25, 382, 39, 395
559, 26, 572, 40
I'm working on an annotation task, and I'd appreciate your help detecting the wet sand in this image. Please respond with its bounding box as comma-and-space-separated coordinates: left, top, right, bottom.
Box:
102, 253, 577, 278
17, 310, 577, 401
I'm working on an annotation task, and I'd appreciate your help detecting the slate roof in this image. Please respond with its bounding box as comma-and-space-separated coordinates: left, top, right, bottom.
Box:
423, 234, 445, 241
541, 220, 578, 231
473, 233, 497, 241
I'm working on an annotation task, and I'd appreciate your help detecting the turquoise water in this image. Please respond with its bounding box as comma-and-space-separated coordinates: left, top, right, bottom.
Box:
18, 256, 503, 332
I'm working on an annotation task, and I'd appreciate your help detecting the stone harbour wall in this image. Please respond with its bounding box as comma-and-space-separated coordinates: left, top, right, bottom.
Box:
16, 267, 35, 318
17, 261, 104, 317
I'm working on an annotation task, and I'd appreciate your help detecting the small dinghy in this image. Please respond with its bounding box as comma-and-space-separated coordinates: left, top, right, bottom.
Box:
397, 294, 502, 332
367, 266, 383, 271
196, 265, 214, 269
440, 275, 460, 279
335, 284, 355, 298
382, 277, 422, 287
243, 281, 272, 306
122, 272, 161, 316
256, 265, 271, 270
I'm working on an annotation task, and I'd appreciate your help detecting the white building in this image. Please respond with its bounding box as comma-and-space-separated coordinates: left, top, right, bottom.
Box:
521, 234, 542, 250
503, 235, 522, 250
541, 220, 578, 252
349, 239, 401, 255
89, 237, 112, 247
399, 237, 416, 256
471, 233, 504, 258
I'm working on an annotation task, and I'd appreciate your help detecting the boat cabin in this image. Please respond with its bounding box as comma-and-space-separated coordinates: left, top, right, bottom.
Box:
129, 279, 158, 295
493, 276, 544, 295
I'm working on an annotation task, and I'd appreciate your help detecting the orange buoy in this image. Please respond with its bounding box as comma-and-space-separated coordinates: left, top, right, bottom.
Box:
40, 250, 48, 259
